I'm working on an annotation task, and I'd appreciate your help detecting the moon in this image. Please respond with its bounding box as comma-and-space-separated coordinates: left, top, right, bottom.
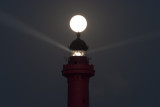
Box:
70, 15, 87, 33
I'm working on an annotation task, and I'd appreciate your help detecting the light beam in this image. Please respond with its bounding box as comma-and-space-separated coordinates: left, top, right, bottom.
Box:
0, 10, 70, 52
88, 30, 160, 54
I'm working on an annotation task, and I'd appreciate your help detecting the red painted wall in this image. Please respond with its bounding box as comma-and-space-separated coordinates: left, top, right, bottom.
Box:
62, 56, 95, 107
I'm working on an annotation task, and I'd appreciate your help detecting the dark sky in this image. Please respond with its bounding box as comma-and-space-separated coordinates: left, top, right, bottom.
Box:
1, 0, 160, 107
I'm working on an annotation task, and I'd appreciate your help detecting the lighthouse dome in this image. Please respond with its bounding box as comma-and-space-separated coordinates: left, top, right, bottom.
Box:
69, 34, 88, 51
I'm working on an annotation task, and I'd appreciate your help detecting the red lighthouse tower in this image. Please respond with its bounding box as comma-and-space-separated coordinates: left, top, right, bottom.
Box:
62, 33, 95, 107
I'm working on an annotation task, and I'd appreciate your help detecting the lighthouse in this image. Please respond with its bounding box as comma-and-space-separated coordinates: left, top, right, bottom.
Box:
62, 15, 95, 107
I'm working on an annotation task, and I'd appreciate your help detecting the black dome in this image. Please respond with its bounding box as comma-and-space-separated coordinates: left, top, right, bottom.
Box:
69, 34, 88, 51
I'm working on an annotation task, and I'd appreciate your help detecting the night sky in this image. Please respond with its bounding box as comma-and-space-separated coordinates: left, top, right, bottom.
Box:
1, 0, 160, 107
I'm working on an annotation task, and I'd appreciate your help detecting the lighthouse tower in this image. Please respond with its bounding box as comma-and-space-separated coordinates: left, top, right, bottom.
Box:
62, 33, 95, 107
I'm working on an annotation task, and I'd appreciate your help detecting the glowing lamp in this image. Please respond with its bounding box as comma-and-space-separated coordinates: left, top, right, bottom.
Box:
70, 15, 87, 32
71, 50, 86, 56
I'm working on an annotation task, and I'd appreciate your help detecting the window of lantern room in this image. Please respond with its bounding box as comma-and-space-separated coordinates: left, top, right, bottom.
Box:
71, 50, 86, 56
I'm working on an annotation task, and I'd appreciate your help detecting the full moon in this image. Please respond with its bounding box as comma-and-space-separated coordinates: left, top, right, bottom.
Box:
70, 15, 87, 32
